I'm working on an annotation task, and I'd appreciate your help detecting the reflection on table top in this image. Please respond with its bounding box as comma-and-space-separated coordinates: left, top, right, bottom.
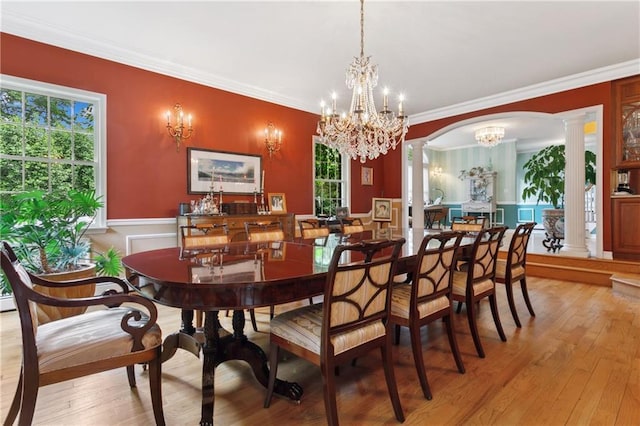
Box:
122, 228, 475, 310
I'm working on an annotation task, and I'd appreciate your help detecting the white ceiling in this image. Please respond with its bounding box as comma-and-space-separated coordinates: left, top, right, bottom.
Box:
2, 1, 639, 150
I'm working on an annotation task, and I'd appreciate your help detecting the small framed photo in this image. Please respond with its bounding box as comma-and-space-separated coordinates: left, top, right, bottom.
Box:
361, 166, 373, 186
372, 198, 392, 222
268, 193, 287, 213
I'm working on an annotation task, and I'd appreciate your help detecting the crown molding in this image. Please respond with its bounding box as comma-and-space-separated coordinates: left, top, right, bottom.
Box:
410, 59, 640, 125
1, 12, 312, 112
3, 11, 639, 119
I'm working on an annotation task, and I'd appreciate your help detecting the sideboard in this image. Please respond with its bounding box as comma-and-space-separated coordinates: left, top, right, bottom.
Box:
176, 213, 295, 245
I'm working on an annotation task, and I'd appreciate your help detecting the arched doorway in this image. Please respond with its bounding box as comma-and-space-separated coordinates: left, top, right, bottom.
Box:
402, 107, 604, 258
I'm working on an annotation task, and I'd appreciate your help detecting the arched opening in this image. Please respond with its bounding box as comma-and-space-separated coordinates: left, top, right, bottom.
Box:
402, 106, 604, 258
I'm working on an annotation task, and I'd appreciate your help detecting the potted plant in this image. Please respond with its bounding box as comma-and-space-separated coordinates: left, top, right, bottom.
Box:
521, 144, 596, 248
0, 189, 122, 319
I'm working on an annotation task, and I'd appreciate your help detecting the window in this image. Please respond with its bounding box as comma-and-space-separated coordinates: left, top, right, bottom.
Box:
0, 75, 107, 227
313, 136, 349, 216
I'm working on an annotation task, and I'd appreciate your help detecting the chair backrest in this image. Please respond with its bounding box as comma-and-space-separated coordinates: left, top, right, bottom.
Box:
245, 221, 285, 242
1, 242, 41, 353
322, 238, 405, 355
339, 217, 364, 235
411, 231, 463, 307
299, 219, 330, 243
180, 224, 229, 258
451, 221, 484, 233
465, 226, 507, 284
505, 222, 536, 272
452, 216, 487, 228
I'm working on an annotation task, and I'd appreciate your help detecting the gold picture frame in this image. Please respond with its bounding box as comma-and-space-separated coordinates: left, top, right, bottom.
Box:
361, 166, 373, 186
268, 193, 287, 213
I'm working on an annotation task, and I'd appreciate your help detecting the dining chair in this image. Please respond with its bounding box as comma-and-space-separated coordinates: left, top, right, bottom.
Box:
245, 221, 286, 320
338, 217, 365, 240
0, 241, 165, 426
298, 219, 330, 245
389, 231, 465, 400
180, 223, 237, 332
451, 219, 485, 233
264, 238, 406, 426
298, 220, 330, 304
451, 226, 508, 358
495, 222, 537, 327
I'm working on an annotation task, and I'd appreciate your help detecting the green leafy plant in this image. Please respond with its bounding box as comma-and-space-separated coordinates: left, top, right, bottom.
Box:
0, 189, 122, 277
521, 145, 596, 209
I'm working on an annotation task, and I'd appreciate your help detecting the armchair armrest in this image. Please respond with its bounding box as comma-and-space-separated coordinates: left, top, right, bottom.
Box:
28, 274, 131, 293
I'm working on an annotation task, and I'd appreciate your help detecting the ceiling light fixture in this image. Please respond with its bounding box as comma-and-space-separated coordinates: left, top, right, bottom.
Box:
316, 0, 408, 163
475, 126, 505, 147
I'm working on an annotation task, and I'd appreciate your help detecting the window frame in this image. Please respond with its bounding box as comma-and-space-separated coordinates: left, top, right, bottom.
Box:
1, 74, 107, 229
312, 135, 350, 216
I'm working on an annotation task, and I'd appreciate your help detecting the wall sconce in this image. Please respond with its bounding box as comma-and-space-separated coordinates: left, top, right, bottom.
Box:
264, 122, 282, 158
431, 166, 443, 178
166, 103, 193, 151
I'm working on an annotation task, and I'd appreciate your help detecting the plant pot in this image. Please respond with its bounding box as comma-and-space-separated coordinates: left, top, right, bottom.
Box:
542, 208, 564, 252
34, 264, 96, 324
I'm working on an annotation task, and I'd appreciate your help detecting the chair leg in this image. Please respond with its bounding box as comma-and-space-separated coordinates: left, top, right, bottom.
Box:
17, 367, 38, 426
466, 297, 485, 358
444, 314, 465, 374
381, 342, 405, 422
249, 309, 258, 332
264, 344, 279, 407
126, 365, 136, 387
321, 359, 340, 426
489, 293, 507, 342
270, 305, 275, 319
409, 324, 432, 400
4, 367, 23, 426
195, 310, 204, 329
504, 280, 522, 328
521, 277, 536, 317
148, 353, 166, 426
456, 301, 463, 313
394, 324, 401, 345
308, 297, 314, 305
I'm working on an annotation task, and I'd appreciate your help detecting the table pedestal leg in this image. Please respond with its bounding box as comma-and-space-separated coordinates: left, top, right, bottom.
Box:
199, 310, 303, 425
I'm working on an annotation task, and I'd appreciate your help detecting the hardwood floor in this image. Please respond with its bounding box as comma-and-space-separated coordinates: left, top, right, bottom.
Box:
2, 277, 639, 425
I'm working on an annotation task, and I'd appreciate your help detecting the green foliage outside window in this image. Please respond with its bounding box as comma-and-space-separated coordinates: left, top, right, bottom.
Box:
314, 142, 345, 216
0, 87, 96, 198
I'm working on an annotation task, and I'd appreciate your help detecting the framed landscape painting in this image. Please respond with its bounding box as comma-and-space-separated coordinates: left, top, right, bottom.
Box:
188, 148, 262, 194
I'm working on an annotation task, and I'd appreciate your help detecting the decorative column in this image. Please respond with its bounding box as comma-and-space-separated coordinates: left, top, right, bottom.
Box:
410, 139, 425, 230
560, 114, 590, 258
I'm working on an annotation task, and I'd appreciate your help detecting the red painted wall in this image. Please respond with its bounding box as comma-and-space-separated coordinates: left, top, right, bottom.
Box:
1, 33, 323, 218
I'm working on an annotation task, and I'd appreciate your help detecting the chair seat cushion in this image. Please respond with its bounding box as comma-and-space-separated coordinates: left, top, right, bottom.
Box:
390, 284, 449, 320
37, 307, 162, 374
270, 304, 386, 356
452, 271, 494, 297
495, 259, 525, 281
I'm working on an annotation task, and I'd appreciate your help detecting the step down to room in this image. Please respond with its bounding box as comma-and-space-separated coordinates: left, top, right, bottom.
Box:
611, 273, 640, 298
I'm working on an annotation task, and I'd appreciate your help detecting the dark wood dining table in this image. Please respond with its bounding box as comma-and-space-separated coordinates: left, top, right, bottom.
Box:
122, 228, 466, 425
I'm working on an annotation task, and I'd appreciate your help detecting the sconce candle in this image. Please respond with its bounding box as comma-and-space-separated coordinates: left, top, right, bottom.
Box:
264, 123, 282, 158
166, 103, 193, 151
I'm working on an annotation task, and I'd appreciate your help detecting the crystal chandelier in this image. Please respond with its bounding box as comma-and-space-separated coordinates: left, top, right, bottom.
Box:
317, 0, 408, 163
475, 126, 505, 147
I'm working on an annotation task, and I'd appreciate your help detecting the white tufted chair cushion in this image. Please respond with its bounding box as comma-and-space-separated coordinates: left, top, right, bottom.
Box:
37, 307, 162, 374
